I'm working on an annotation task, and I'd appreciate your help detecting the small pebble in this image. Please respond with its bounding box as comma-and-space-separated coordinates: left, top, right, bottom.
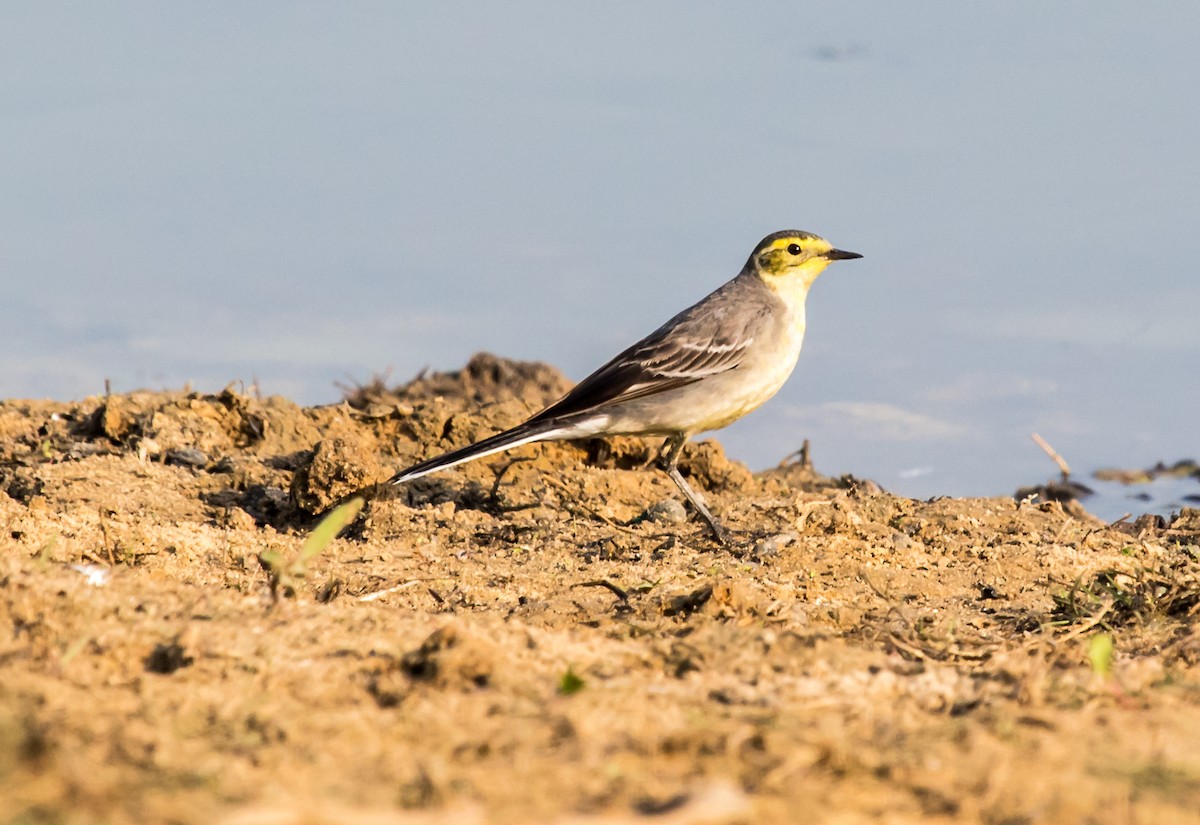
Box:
165, 448, 209, 468
209, 456, 237, 474
69, 564, 110, 587
66, 442, 106, 460
645, 498, 688, 524
753, 532, 798, 557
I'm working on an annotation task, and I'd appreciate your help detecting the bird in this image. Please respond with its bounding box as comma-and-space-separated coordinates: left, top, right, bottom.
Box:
387, 230, 861, 543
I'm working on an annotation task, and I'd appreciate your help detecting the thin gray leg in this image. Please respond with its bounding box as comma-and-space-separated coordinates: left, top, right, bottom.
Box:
658, 434, 729, 544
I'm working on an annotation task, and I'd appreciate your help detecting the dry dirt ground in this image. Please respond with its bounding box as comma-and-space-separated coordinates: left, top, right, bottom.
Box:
2, 354, 1199, 825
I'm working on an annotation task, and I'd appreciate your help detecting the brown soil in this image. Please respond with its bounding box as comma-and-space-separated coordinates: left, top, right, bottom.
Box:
2, 353, 1199, 825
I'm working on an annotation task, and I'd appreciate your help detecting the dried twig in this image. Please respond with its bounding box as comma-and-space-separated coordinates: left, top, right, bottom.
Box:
358, 579, 431, 602
542, 476, 643, 535
777, 439, 813, 470
571, 579, 630, 602
1031, 432, 1071, 478
489, 456, 535, 501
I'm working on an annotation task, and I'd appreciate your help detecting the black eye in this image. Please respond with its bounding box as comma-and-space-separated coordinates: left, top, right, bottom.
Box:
786, 243, 803, 255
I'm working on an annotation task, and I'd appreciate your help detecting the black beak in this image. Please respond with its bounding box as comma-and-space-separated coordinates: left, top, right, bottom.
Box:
823, 248, 863, 261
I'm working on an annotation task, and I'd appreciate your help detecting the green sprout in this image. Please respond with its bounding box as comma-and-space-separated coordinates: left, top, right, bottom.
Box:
260, 497, 363, 601
1088, 633, 1115, 680
558, 666, 585, 696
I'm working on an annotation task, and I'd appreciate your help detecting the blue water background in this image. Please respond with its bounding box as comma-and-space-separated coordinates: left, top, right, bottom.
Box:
3, 3, 1198, 518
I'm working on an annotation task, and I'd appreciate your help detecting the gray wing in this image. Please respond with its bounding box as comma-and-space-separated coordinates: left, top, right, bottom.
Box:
529, 276, 776, 423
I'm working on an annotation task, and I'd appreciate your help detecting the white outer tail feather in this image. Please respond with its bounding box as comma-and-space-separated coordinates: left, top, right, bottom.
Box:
388, 411, 612, 486
389, 428, 561, 485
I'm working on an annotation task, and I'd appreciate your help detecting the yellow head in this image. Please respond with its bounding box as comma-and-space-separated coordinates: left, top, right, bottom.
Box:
748, 230, 862, 291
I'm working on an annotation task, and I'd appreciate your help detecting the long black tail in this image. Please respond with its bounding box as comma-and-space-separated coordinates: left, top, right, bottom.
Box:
388, 419, 567, 485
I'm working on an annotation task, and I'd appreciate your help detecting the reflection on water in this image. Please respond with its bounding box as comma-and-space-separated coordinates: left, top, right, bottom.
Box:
1085, 475, 1200, 523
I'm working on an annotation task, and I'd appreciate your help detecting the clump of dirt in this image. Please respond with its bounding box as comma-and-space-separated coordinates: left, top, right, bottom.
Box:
345, 351, 574, 409
290, 424, 385, 514
367, 624, 497, 708
2, 354, 1199, 825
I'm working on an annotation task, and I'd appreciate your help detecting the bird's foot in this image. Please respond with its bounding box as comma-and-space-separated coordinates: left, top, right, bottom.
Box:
696, 518, 789, 555
696, 514, 734, 547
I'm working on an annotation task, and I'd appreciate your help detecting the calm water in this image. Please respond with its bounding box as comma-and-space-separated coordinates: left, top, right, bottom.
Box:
4, 3, 1198, 519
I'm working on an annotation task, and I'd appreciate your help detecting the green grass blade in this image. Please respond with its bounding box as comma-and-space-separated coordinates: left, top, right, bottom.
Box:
299, 497, 364, 565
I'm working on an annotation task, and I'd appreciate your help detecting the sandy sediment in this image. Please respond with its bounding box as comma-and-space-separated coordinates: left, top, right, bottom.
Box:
1, 353, 1199, 824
